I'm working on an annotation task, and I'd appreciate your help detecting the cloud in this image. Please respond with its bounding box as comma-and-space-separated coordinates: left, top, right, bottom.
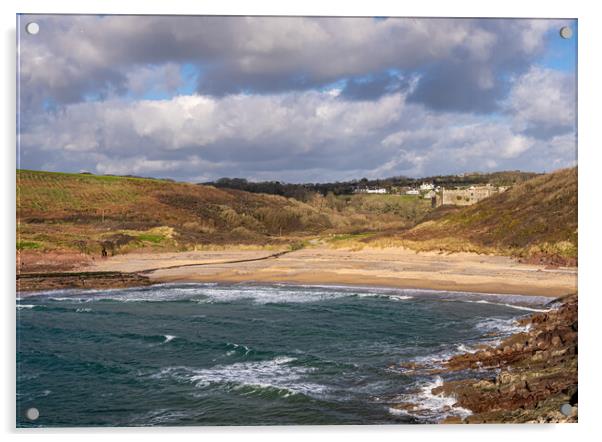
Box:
16, 15, 577, 181
506, 66, 576, 139
125, 63, 184, 98
19, 86, 576, 182
19, 16, 569, 111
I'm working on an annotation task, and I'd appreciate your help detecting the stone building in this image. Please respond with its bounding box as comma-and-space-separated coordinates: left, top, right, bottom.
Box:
437, 184, 504, 206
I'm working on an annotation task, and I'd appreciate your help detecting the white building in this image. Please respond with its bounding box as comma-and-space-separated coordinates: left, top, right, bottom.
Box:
423, 190, 436, 199
420, 182, 435, 191
354, 187, 387, 194
405, 189, 419, 195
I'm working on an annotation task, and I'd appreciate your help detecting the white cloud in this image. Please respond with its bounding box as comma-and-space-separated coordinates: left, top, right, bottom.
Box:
501, 135, 535, 159
19, 87, 576, 181
16, 16, 577, 180
506, 66, 576, 136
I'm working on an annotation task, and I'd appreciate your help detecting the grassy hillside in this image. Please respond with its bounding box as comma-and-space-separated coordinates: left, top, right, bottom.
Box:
395, 167, 577, 264
17, 170, 432, 256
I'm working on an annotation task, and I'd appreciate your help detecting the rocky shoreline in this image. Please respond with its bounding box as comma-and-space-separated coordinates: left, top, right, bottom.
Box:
17, 271, 151, 293
392, 294, 578, 423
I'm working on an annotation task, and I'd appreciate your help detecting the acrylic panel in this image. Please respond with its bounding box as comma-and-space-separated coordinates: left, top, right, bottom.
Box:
16, 15, 578, 427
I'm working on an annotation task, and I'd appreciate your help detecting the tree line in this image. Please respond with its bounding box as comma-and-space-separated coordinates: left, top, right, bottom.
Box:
204, 171, 539, 200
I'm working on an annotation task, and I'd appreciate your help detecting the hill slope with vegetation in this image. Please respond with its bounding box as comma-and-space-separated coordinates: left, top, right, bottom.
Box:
16, 170, 432, 259
394, 167, 577, 265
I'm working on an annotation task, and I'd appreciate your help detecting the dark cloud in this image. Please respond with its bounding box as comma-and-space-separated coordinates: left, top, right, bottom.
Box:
19, 16, 567, 109
16, 15, 577, 181
407, 62, 502, 112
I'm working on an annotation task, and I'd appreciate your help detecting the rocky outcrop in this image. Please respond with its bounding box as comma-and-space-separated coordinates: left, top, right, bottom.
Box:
442, 294, 577, 423
17, 271, 151, 292
393, 294, 578, 423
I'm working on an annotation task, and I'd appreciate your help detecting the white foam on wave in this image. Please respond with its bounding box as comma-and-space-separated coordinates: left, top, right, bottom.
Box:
464, 299, 550, 312
37, 284, 346, 305
475, 317, 530, 336
398, 315, 532, 374
133, 408, 192, 425
16, 304, 36, 310
27, 283, 551, 311
355, 293, 414, 302
152, 356, 326, 398
194, 286, 352, 305
403, 348, 462, 370
455, 343, 477, 354
49, 297, 91, 303
75, 308, 92, 313
226, 342, 251, 356
163, 335, 176, 344
389, 376, 472, 422
41, 286, 207, 303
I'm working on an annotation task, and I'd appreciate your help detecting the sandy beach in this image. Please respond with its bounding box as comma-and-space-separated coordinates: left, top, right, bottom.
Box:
83, 246, 577, 297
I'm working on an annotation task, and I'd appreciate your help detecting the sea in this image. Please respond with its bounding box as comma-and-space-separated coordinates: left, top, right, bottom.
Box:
16, 282, 551, 427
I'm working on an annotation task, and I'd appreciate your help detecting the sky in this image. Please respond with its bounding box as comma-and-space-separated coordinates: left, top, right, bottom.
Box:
17, 15, 577, 183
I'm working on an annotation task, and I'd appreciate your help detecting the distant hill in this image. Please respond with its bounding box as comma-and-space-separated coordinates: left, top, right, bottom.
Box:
16, 170, 431, 255
208, 170, 539, 198
398, 168, 577, 265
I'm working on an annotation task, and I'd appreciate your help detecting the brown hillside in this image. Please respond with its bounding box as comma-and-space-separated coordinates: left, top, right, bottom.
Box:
16, 170, 430, 260
400, 168, 577, 264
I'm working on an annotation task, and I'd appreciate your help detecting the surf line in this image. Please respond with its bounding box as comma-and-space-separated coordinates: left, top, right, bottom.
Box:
137, 250, 293, 275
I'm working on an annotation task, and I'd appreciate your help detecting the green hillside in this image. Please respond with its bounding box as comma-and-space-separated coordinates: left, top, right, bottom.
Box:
16, 169, 431, 255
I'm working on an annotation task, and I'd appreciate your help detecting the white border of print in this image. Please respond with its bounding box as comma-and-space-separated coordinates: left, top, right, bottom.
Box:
2, 1, 599, 442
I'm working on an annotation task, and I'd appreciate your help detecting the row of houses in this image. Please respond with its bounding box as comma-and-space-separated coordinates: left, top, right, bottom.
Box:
353, 187, 388, 194
354, 182, 437, 195
353, 182, 509, 206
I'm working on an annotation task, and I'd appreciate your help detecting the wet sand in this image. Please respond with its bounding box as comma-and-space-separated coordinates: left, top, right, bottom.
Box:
83, 246, 577, 297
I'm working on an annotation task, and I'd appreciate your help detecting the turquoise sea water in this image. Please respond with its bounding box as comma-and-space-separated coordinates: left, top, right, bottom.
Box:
16, 283, 550, 427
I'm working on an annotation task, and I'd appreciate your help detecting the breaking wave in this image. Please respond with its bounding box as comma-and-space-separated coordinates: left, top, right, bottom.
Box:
389, 376, 472, 422
463, 299, 550, 312
152, 356, 326, 398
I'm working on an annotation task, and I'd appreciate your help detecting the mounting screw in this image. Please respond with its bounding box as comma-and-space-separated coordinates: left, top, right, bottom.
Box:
559, 26, 572, 39
26, 407, 39, 421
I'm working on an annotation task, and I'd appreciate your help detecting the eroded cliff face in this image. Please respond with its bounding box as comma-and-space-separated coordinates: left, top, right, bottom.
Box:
393, 295, 578, 423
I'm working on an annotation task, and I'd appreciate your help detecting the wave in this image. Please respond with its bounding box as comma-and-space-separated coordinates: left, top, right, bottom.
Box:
356, 293, 414, 301
16, 304, 36, 310
151, 356, 326, 399
225, 342, 252, 356
132, 409, 193, 426
402, 316, 530, 370
463, 299, 550, 312
455, 343, 478, 354
163, 335, 176, 344
49, 297, 91, 303
389, 376, 472, 422
401, 347, 465, 371
22, 283, 551, 312
389, 295, 414, 301
475, 317, 530, 335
